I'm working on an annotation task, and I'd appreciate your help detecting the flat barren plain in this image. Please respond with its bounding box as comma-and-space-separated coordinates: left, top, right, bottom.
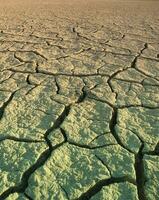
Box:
0, 0, 159, 199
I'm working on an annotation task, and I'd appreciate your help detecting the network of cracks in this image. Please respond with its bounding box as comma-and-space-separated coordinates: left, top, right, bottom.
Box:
0, 13, 159, 200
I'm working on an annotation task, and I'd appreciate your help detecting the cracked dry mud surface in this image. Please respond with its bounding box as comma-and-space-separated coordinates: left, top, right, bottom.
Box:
0, 0, 159, 199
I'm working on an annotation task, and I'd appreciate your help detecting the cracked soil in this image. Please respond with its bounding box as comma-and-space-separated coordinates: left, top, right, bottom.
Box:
0, 0, 159, 199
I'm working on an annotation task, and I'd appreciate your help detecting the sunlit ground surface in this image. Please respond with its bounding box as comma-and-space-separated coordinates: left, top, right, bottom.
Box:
0, 0, 159, 199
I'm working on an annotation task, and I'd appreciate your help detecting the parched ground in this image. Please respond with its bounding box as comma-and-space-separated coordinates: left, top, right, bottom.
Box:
0, 0, 159, 199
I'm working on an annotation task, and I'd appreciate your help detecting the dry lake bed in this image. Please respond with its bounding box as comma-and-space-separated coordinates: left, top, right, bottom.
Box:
0, 0, 159, 199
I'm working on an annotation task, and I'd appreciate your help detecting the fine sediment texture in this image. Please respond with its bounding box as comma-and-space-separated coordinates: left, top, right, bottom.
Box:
0, 0, 159, 199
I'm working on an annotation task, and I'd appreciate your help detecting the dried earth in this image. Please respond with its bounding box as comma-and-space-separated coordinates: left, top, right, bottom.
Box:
0, 0, 159, 199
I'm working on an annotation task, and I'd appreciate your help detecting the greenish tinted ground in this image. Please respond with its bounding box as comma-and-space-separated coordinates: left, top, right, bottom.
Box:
0, 0, 159, 199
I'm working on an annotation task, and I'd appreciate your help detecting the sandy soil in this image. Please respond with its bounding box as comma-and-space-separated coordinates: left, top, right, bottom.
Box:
0, 0, 159, 199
